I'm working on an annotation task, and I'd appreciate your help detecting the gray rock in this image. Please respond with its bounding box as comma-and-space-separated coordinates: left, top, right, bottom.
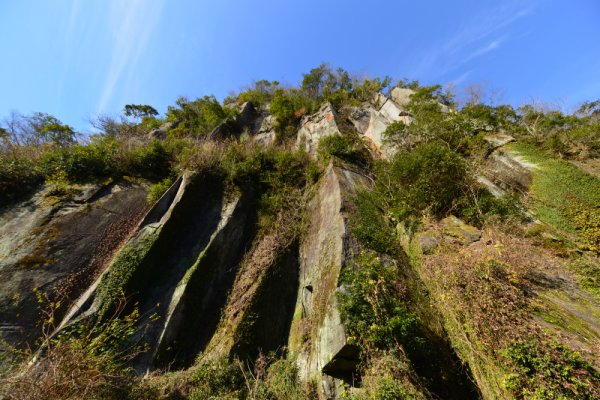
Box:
288, 163, 370, 395
296, 103, 341, 156
483, 133, 516, 150
390, 87, 415, 107
441, 216, 482, 244
419, 234, 440, 254
486, 149, 536, 191
0, 181, 148, 348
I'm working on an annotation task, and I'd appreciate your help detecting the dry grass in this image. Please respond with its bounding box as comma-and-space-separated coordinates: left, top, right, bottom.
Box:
419, 224, 600, 399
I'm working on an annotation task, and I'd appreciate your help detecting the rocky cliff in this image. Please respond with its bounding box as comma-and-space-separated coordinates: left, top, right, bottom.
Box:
1, 80, 599, 400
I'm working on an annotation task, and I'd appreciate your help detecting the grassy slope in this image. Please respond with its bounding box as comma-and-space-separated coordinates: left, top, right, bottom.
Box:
506, 143, 600, 253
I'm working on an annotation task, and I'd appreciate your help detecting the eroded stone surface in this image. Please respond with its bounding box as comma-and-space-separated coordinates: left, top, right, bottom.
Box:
296, 103, 340, 155
0, 182, 148, 347
288, 163, 369, 396
441, 216, 482, 244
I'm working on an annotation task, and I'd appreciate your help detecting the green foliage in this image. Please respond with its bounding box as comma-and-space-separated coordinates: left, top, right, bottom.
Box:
147, 177, 174, 204
189, 356, 309, 400
384, 85, 472, 152
95, 236, 156, 318
120, 139, 172, 180
317, 133, 371, 166
0, 155, 42, 205
167, 95, 234, 137
189, 357, 246, 400
39, 136, 120, 182
269, 88, 315, 139
351, 190, 398, 254
338, 251, 423, 352
458, 190, 524, 227
123, 104, 159, 119
503, 340, 599, 399
509, 143, 600, 253
385, 142, 469, 219
29, 112, 77, 148
236, 80, 281, 108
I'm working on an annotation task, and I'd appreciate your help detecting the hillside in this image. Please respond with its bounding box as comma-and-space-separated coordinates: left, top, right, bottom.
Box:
0, 65, 599, 399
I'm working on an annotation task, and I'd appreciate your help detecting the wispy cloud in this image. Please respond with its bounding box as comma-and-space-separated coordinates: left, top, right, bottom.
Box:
96, 0, 165, 114
409, 2, 535, 80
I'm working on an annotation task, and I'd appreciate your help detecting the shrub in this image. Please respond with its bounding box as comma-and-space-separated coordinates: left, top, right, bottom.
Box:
119, 140, 172, 180
385, 141, 468, 219
351, 190, 398, 254
317, 133, 371, 167
0, 155, 42, 205
39, 136, 120, 183
338, 251, 422, 351
503, 340, 600, 399
146, 177, 174, 204
166, 95, 234, 137
270, 88, 315, 140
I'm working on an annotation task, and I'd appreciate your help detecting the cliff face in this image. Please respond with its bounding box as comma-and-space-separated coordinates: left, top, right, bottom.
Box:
1, 88, 599, 400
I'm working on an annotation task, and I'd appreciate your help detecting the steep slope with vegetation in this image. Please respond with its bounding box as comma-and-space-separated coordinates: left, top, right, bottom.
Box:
0, 64, 599, 399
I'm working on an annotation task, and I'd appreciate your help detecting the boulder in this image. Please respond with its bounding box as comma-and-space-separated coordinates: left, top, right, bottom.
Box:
483, 133, 516, 150
441, 216, 482, 244
486, 149, 536, 191
390, 87, 415, 107
296, 103, 340, 155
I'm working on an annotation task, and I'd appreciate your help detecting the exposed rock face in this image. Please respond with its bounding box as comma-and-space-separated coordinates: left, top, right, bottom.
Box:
0, 181, 148, 348
486, 148, 536, 191
440, 216, 482, 244
390, 87, 414, 107
148, 122, 173, 140
288, 163, 369, 397
296, 103, 341, 155
483, 133, 516, 151
61, 174, 259, 372
210, 102, 260, 141
348, 93, 413, 158
252, 113, 276, 146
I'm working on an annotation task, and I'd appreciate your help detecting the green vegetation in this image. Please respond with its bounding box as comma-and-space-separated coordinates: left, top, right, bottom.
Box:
338, 251, 422, 351
2, 64, 600, 399
503, 340, 599, 399
509, 142, 600, 253
147, 177, 174, 204
317, 133, 371, 166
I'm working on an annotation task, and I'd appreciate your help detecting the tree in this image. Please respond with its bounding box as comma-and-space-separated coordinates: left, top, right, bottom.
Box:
123, 104, 159, 119
29, 112, 76, 147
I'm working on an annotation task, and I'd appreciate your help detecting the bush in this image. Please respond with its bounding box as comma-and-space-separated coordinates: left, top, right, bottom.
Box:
39, 136, 120, 183
317, 134, 371, 167
120, 140, 172, 180
0, 156, 42, 205
146, 177, 174, 204
385, 141, 468, 219
338, 251, 423, 351
270, 89, 315, 140
503, 340, 600, 399
351, 190, 398, 254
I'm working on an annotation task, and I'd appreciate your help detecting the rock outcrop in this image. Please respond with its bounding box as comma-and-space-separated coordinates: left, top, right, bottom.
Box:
0, 181, 148, 348
296, 103, 341, 155
348, 92, 413, 158
287, 163, 369, 397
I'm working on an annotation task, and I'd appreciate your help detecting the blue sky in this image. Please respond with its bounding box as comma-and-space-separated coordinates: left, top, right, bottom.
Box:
1, 0, 599, 131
